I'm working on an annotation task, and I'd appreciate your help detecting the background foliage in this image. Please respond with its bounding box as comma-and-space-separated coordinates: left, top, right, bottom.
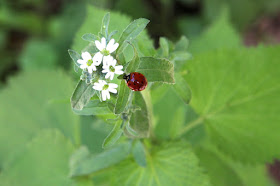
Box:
0, 0, 280, 185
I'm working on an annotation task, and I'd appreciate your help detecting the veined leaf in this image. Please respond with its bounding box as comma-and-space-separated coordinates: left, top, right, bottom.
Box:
184, 46, 280, 163
132, 140, 146, 167
0, 130, 93, 186
71, 80, 95, 110
102, 120, 123, 148
159, 37, 169, 58
116, 18, 150, 55
70, 143, 131, 177
72, 99, 112, 115
129, 92, 150, 138
94, 141, 211, 186
138, 57, 175, 84
82, 33, 97, 42
114, 81, 131, 114
172, 73, 192, 104
0, 70, 79, 165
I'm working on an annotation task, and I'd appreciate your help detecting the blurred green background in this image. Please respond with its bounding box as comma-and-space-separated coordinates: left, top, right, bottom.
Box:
1, 0, 280, 185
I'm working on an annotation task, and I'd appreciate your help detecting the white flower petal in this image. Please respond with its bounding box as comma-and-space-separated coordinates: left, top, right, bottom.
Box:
103, 55, 113, 67
105, 72, 111, 79
111, 59, 117, 67
108, 87, 117, 94
109, 83, 118, 89
80, 64, 87, 69
95, 40, 103, 51
105, 90, 110, 100
93, 84, 102, 91
115, 69, 124, 75
77, 59, 85, 64
108, 43, 119, 53
110, 73, 115, 80
101, 37, 106, 50
93, 52, 103, 66
101, 90, 107, 101
102, 69, 109, 73
106, 39, 115, 51
82, 52, 91, 61
115, 65, 123, 70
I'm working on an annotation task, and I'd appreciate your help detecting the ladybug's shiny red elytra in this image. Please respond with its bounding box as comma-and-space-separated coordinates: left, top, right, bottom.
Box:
124, 72, 147, 91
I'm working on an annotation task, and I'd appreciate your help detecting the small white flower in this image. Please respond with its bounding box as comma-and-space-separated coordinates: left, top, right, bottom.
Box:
102, 56, 124, 80
94, 37, 119, 66
77, 52, 99, 74
92, 80, 118, 101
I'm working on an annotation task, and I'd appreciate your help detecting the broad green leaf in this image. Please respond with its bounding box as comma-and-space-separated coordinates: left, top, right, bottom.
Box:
172, 73, 192, 104
19, 39, 58, 70
82, 33, 97, 42
70, 142, 131, 177
0, 70, 79, 166
71, 80, 95, 110
73, 99, 112, 115
0, 130, 93, 186
116, 18, 150, 55
95, 141, 211, 186
196, 143, 275, 186
132, 140, 146, 167
114, 81, 131, 114
138, 57, 175, 83
125, 43, 140, 73
184, 46, 280, 163
190, 9, 241, 54
195, 144, 244, 186
101, 12, 110, 38
102, 120, 123, 148
68, 49, 81, 68
129, 92, 150, 138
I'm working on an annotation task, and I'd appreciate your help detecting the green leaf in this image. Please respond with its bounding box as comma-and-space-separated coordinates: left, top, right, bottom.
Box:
68, 49, 81, 68
73, 99, 112, 115
195, 144, 244, 186
19, 39, 58, 71
125, 43, 140, 73
82, 33, 97, 42
190, 9, 241, 54
175, 36, 189, 52
114, 81, 131, 114
101, 12, 110, 38
132, 140, 146, 167
184, 46, 280, 163
138, 57, 175, 83
71, 80, 96, 110
159, 37, 169, 58
70, 142, 131, 177
95, 142, 211, 186
129, 92, 150, 138
0, 129, 93, 186
102, 120, 123, 148
0, 70, 79, 165
116, 18, 150, 55
172, 73, 192, 104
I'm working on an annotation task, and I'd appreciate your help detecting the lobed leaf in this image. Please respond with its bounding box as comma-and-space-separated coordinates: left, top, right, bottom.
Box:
138, 57, 175, 84
71, 80, 95, 110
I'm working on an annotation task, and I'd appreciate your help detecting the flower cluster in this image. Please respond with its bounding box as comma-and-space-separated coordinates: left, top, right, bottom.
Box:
77, 37, 124, 101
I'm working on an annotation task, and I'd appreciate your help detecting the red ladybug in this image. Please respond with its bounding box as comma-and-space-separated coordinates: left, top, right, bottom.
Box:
124, 72, 147, 91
